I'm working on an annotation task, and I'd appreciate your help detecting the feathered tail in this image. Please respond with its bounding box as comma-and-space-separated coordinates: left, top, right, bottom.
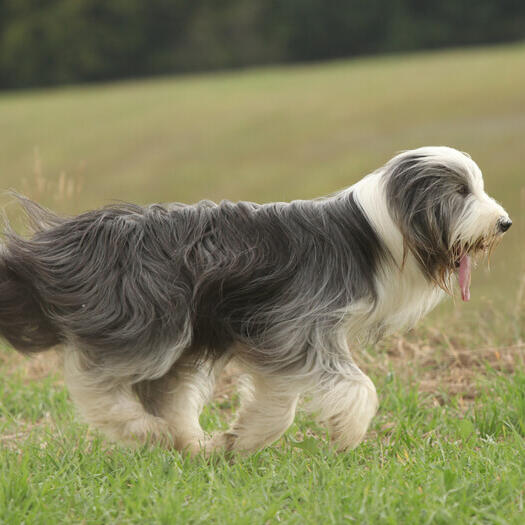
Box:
0, 195, 63, 353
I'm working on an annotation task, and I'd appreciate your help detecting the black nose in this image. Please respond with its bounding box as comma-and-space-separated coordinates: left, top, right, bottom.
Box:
498, 218, 512, 232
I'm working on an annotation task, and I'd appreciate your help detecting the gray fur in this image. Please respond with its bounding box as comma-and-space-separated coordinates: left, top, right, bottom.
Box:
384, 150, 473, 285
0, 191, 388, 379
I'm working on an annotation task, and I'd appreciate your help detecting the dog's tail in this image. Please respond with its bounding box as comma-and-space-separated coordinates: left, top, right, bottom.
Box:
0, 195, 64, 353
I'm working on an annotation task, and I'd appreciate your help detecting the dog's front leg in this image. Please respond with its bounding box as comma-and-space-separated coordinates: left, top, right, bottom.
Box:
306, 361, 378, 450
206, 372, 299, 454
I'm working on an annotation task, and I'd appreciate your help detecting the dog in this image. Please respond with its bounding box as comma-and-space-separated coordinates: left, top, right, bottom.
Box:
0, 146, 511, 454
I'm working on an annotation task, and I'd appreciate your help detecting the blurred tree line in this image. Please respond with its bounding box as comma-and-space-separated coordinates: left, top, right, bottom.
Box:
1, 0, 524, 89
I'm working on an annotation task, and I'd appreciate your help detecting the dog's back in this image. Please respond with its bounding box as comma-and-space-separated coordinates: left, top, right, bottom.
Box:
0, 194, 385, 363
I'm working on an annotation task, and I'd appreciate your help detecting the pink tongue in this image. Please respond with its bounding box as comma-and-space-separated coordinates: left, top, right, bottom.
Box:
458, 254, 471, 302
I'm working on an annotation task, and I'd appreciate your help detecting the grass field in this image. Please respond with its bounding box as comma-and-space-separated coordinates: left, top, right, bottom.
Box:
0, 43, 524, 524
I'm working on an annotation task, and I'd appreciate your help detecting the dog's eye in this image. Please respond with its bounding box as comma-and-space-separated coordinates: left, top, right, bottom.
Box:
458, 185, 470, 196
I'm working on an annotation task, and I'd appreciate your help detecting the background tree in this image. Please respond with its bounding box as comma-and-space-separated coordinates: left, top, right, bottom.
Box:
1, 0, 524, 89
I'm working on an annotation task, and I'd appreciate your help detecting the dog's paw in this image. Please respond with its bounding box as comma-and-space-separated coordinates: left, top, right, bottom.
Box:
203, 431, 238, 457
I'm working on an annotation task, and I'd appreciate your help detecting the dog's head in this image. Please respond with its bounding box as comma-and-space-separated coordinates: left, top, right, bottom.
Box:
383, 146, 511, 300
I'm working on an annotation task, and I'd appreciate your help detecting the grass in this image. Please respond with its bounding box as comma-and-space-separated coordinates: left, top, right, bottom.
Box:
0, 345, 523, 524
0, 43, 524, 523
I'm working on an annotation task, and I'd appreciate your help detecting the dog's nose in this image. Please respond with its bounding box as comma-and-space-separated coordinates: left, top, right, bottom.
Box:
498, 218, 512, 232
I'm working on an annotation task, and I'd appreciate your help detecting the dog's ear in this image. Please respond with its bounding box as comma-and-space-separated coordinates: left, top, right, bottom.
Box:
384, 153, 469, 286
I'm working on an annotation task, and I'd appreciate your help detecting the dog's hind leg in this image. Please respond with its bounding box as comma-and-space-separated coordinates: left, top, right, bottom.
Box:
155, 355, 231, 454
63, 350, 172, 447
206, 372, 300, 454
136, 354, 231, 454
306, 359, 378, 451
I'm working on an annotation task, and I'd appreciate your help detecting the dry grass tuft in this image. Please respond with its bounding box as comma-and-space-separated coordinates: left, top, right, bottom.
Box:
359, 325, 523, 404
1, 349, 62, 383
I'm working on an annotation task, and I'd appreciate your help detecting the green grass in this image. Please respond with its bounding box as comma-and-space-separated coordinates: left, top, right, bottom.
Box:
1, 43, 524, 523
0, 358, 523, 524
